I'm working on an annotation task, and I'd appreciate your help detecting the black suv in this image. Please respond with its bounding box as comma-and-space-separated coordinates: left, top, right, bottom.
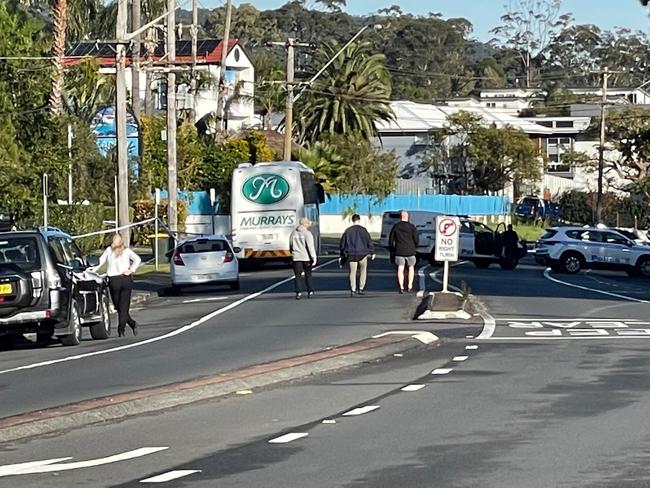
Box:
0, 228, 111, 347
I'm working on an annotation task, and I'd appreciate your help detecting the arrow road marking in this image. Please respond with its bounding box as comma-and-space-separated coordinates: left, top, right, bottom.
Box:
0, 447, 168, 477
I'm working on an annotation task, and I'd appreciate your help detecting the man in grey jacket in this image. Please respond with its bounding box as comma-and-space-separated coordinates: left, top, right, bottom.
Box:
289, 218, 317, 299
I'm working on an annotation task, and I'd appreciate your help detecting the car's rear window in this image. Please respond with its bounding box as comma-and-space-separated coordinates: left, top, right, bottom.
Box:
0, 237, 41, 272
540, 229, 558, 240
179, 240, 229, 254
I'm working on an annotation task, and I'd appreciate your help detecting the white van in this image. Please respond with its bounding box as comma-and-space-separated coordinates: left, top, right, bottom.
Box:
379, 210, 443, 258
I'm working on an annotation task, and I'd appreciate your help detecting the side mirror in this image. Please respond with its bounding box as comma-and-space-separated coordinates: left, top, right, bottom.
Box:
87, 255, 100, 267
232, 246, 242, 253
71, 257, 86, 270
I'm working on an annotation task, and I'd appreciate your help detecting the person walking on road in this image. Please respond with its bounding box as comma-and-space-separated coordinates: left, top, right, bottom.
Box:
340, 214, 376, 296
389, 211, 419, 293
290, 218, 317, 300
92, 233, 141, 337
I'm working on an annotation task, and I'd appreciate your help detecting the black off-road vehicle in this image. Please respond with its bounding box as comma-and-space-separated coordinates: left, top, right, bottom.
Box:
0, 228, 111, 347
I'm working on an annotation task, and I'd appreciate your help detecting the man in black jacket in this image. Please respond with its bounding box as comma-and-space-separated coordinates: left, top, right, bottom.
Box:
389, 210, 419, 293
340, 214, 375, 296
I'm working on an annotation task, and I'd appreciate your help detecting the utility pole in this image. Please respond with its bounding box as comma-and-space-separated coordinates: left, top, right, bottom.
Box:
116, 0, 130, 245
269, 38, 311, 161
596, 68, 610, 224
283, 39, 294, 161
190, 0, 198, 120
131, 0, 142, 121
167, 0, 178, 236
215, 0, 232, 134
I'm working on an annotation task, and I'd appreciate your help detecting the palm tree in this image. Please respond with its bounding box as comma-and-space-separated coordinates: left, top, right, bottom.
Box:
48, 0, 67, 115
296, 41, 393, 143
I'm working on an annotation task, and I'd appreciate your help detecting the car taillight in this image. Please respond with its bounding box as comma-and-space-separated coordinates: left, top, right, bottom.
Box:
47, 271, 62, 289
173, 253, 185, 266
224, 252, 234, 263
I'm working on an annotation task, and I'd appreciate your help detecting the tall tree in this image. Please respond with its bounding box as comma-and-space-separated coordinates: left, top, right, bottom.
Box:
490, 0, 573, 87
296, 41, 393, 143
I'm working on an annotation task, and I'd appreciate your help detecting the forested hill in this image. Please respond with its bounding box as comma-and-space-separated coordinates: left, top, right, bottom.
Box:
197, 1, 650, 102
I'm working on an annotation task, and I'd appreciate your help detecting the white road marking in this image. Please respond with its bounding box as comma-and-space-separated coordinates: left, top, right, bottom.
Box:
417, 264, 431, 296
432, 368, 453, 375
141, 470, 201, 483
465, 345, 478, 350
452, 356, 468, 361
0, 447, 168, 477
494, 317, 644, 322
480, 335, 650, 341
181, 297, 228, 303
401, 384, 425, 392
475, 302, 496, 340
268, 433, 308, 444
343, 405, 380, 416
372, 331, 439, 344
0, 259, 339, 376
543, 269, 650, 304
322, 419, 336, 424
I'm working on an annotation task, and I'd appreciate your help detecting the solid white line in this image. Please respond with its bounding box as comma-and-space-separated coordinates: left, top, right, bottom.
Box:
181, 297, 228, 304
401, 384, 425, 392
465, 345, 479, 350
0, 448, 168, 476
0, 259, 339, 376
268, 433, 308, 444
140, 470, 201, 483
452, 356, 468, 361
417, 264, 431, 296
494, 317, 643, 322
543, 268, 650, 304
342, 405, 380, 416
432, 368, 453, 375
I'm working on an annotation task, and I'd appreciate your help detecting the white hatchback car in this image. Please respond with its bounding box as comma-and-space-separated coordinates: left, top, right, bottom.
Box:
170, 235, 240, 290
534, 226, 650, 277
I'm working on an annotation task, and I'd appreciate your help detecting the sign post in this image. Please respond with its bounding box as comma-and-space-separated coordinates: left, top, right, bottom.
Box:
154, 188, 160, 271
434, 216, 460, 293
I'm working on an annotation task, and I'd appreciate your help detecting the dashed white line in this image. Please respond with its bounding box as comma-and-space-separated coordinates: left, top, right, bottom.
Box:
343, 405, 380, 416
268, 433, 309, 444
432, 368, 453, 375
465, 345, 479, 350
401, 384, 425, 392
141, 470, 201, 483
452, 356, 468, 361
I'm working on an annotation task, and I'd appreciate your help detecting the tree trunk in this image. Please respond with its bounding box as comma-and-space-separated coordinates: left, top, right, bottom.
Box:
49, 0, 67, 116
144, 71, 154, 116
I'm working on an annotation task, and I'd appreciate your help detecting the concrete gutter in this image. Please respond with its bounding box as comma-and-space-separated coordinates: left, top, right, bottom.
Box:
0, 332, 438, 444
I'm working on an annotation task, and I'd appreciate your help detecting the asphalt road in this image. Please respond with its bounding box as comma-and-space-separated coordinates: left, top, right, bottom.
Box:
0, 253, 420, 419
2, 256, 650, 487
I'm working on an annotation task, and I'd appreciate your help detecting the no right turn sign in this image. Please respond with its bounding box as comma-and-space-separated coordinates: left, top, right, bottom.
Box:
435, 216, 460, 262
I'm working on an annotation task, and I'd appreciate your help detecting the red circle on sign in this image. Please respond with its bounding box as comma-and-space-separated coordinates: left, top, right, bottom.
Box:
438, 218, 457, 237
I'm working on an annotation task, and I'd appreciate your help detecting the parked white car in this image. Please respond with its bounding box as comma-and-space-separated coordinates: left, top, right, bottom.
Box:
170, 235, 240, 290
534, 226, 650, 276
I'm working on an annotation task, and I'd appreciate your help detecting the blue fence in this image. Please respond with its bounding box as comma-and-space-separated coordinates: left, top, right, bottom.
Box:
320, 194, 511, 216
161, 191, 510, 217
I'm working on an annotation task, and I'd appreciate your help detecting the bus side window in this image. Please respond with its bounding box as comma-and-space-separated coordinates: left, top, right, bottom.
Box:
301, 172, 320, 205
316, 183, 325, 204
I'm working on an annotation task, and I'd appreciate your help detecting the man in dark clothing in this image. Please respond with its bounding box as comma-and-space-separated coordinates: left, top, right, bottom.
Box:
502, 224, 520, 268
340, 214, 375, 296
389, 211, 419, 293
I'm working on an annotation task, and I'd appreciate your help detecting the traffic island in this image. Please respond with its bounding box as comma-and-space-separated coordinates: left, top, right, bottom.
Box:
415, 291, 472, 320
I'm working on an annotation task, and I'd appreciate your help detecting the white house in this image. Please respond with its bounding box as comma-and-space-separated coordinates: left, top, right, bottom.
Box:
65, 39, 255, 131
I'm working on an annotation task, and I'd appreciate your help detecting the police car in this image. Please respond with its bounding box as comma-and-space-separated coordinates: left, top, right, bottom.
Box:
379, 212, 526, 269
534, 226, 650, 276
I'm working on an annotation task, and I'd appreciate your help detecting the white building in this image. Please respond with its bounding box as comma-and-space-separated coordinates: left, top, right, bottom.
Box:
65, 39, 255, 131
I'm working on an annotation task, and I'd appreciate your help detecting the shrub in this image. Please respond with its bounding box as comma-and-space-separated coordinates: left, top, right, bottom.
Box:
131, 198, 188, 246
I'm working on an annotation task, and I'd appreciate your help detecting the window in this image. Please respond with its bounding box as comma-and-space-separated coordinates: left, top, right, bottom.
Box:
538, 121, 553, 128
602, 232, 630, 246
566, 230, 601, 242
180, 239, 228, 253
49, 237, 85, 268
540, 229, 558, 240
0, 237, 41, 272
556, 121, 574, 128
301, 172, 319, 205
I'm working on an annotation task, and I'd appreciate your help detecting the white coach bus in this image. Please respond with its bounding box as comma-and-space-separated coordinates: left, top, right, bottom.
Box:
230, 161, 324, 262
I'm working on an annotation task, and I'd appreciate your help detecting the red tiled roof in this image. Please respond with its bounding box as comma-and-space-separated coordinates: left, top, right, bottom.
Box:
64, 38, 239, 67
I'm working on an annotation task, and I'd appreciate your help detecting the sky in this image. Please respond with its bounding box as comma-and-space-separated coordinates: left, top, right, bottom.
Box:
202, 0, 650, 41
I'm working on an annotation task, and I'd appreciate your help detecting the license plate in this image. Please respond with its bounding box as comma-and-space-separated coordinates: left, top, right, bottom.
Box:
0, 283, 13, 295
263, 234, 274, 240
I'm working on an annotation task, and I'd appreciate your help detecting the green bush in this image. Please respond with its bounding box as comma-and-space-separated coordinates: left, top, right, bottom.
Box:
131, 199, 187, 246
47, 204, 113, 253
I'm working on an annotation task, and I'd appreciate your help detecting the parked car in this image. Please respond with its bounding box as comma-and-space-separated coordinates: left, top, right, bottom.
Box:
169, 235, 240, 291
613, 228, 650, 247
534, 226, 650, 276
0, 227, 111, 346
379, 210, 444, 259
515, 196, 561, 223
